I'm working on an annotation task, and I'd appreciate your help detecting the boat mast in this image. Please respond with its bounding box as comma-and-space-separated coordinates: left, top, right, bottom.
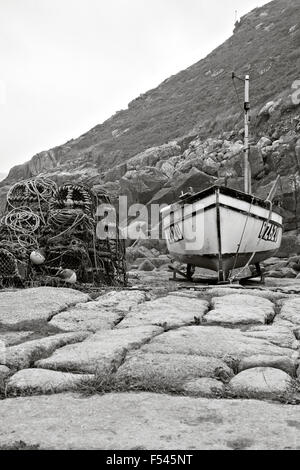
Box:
244, 74, 251, 194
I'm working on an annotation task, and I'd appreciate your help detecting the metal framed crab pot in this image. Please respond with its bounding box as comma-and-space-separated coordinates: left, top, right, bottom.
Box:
0, 248, 26, 287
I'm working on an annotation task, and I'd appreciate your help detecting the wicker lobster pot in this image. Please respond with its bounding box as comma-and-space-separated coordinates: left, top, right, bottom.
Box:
0, 178, 127, 288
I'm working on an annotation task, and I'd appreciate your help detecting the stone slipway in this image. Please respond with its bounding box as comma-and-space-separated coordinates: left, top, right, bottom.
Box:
228, 367, 293, 399
49, 290, 148, 332
117, 294, 208, 329
0, 392, 299, 449
35, 326, 163, 374
205, 287, 289, 302
277, 298, 300, 326
0, 331, 34, 346
0, 287, 90, 327
203, 294, 275, 326
141, 325, 297, 361
7, 369, 94, 395
2, 331, 89, 369
115, 352, 233, 390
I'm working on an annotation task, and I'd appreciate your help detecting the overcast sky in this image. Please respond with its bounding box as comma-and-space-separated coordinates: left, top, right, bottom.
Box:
0, 0, 270, 175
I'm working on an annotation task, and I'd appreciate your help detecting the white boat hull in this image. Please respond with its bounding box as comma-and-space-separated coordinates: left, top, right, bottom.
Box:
161, 186, 283, 280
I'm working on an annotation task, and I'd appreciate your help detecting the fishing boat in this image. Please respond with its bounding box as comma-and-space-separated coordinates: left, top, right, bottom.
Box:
161, 74, 283, 282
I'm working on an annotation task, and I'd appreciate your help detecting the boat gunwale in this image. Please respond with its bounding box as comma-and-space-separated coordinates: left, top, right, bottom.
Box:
163, 185, 282, 216
162, 200, 283, 230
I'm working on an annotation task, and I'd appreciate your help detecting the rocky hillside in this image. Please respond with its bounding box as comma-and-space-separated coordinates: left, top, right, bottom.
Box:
1, 0, 300, 242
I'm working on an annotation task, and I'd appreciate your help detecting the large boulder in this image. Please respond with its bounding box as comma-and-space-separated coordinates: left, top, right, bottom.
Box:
265, 267, 297, 278
249, 147, 265, 177
138, 259, 156, 271
156, 160, 176, 178
256, 177, 300, 232
172, 166, 215, 193
127, 142, 181, 171
93, 181, 121, 202
276, 233, 300, 258
149, 167, 215, 206
147, 187, 177, 206
103, 163, 127, 182
120, 166, 168, 205
257, 137, 272, 149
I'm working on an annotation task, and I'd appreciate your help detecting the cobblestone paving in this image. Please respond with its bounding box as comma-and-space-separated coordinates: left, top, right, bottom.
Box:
1, 272, 300, 449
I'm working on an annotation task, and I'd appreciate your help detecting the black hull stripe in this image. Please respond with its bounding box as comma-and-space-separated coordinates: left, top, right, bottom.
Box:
202, 202, 283, 228
177, 185, 282, 215
164, 203, 282, 229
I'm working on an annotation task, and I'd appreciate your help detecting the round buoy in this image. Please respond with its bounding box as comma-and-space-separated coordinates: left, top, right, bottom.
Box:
66, 198, 74, 208
57, 268, 77, 284
30, 250, 45, 265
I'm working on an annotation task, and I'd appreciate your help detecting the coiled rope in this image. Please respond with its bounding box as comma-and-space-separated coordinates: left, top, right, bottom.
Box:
1, 206, 41, 248
6, 177, 57, 223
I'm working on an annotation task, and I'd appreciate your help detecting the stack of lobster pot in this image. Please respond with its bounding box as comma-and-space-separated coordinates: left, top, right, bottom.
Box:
0, 177, 56, 287
0, 178, 127, 288
40, 182, 127, 286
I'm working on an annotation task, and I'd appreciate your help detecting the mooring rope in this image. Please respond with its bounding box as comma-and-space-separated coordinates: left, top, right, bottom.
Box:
229, 197, 254, 282
229, 199, 274, 282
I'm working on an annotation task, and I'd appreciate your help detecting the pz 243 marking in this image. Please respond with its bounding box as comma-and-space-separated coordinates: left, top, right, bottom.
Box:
258, 220, 279, 243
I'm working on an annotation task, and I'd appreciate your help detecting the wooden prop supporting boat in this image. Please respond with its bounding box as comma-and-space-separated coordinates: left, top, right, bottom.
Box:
161, 74, 282, 283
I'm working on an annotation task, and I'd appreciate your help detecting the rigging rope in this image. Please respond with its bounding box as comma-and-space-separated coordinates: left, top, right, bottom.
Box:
229, 199, 274, 282
228, 197, 254, 280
